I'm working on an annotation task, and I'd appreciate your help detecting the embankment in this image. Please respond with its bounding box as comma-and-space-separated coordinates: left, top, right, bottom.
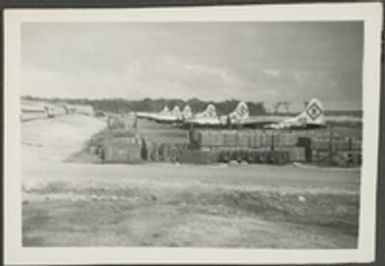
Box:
22, 115, 106, 164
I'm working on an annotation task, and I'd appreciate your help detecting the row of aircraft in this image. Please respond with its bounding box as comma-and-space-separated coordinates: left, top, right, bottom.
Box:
136, 98, 328, 130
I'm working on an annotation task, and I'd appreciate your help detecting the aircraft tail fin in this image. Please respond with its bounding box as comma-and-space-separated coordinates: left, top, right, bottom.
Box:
265, 98, 325, 129
182, 105, 193, 120
229, 101, 249, 124
300, 98, 325, 126
196, 104, 217, 119
160, 106, 170, 114
172, 106, 180, 115
171, 106, 182, 119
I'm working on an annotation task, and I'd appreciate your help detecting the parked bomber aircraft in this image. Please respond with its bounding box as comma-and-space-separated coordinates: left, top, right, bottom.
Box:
182, 104, 225, 128
182, 105, 193, 121
183, 98, 327, 130
265, 98, 326, 129
152, 106, 183, 123
239, 98, 327, 129
136, 104, 194, 124
138, 99, 357, 129
182, 102, 252, 128
136, 106, 170, 120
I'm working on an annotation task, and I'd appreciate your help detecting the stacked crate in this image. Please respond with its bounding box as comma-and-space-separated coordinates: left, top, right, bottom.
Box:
191, 130, 305, 164
309, 137, 362, 152
297, 136, 362, 165
195, 130, 274, 149
273, 133, 298, 147
272, 133, 305, 162
349, 138, 362, 151
102, 136, 142, 163
142, 140, 189, 163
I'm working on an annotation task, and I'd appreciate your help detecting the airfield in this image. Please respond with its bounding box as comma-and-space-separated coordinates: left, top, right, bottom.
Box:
22, 114, 360, 248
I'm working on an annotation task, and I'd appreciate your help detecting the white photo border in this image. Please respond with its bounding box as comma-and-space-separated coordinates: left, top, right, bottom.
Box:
4, 2, 383, 265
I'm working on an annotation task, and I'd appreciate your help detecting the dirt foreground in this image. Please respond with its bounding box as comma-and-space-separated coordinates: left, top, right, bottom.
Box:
21, 116, 360, 248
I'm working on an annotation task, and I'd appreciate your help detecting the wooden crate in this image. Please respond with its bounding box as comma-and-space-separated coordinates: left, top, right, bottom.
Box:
102, 137, 142, 163
273, 133, 298, 147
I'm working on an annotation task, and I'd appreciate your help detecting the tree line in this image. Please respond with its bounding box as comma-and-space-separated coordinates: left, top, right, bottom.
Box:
21, 96, 267, 116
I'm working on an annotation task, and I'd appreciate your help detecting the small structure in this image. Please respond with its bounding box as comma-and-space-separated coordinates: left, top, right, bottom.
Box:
65, 104, 94, 116
20, 100, 48, 121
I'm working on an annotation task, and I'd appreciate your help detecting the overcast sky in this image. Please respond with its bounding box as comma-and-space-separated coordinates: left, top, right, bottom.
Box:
21, 22, 363, 110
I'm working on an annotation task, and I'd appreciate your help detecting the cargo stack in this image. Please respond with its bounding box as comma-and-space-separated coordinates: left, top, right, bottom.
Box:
272, 132, 298, 148
147, 142, 160, 161
349, 138, 362, 151
102, 136, 142, 163
190, 130, 306, 164
308, 137, 361, 152
94, 124, 361, 166
272, 133, 305, 162
141, 139, 189, 163
195, 130, 274, 149
297, 136, 362, 166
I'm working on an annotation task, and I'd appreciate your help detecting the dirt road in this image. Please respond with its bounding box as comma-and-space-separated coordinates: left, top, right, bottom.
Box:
23, 161, 359, 192
22, 162, 359, 248
21, 116, 360, 248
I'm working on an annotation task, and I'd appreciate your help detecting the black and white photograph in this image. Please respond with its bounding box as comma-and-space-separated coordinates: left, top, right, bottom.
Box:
4, 3, 383, 265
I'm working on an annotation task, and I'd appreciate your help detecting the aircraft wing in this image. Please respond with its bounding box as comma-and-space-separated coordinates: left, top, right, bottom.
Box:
192, 117, 222, 125
239, 115, 288, 127
325, 115, 362, 124
184, 117, 224, 127
154, 114, 180, 123
185, 115, 287, 128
